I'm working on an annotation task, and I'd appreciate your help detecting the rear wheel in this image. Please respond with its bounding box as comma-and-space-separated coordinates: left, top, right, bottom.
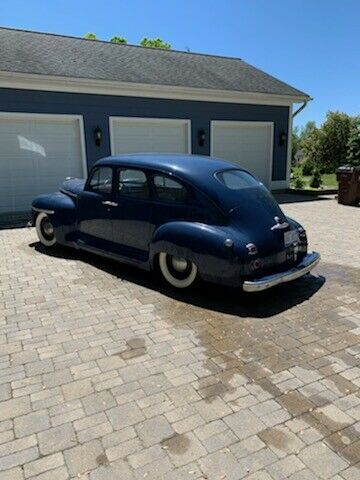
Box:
35, 212, 57, 247
158, 252, 198, 289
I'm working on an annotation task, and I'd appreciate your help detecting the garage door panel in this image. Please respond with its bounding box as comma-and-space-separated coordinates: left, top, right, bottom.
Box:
212, 122, 273, 186
0, 116, 84, 214
111, 118, 190, 155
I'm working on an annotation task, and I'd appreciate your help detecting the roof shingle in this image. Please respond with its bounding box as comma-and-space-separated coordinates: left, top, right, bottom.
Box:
0, 27, 309, 98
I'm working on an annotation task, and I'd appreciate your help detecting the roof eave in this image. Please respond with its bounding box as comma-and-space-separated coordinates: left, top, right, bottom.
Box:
0, 70, 310, 105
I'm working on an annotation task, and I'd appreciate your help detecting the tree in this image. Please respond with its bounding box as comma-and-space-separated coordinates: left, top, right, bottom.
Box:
292, 121, 318, 166
299, 121, 317, 141
291, 126, 301, 164
140, 37, 171, 49
110, 36, 127, 44
346, 116, 360, 167
317, 111, 352, 172
302, 124, 322, 168
300, 112, 353, 173
84, 33, 97, 40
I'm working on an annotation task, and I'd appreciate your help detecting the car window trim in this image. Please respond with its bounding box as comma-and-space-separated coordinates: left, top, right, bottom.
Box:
86, 166, 114, 196
214, 168, 260, 190
150, 172, 191, 205
115, 167, 151, 201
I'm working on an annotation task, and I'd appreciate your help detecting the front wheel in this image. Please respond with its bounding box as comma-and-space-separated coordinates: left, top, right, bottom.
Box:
158, 252, 198, 289
35, 212, 57, 247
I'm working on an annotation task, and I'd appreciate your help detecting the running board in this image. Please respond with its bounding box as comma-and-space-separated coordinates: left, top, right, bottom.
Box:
76, 241, 150, 270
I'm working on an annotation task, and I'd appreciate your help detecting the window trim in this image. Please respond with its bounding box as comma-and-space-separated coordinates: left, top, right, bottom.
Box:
116, 167, 151, 201
214, 168, 260, 190
151, 172, 191, 205
86, 166, 114, 195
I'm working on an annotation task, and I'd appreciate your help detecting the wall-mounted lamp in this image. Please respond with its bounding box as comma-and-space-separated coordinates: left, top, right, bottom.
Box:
279, 131, 287, 146
94, 126, 102, 147
198, 128, 206, 147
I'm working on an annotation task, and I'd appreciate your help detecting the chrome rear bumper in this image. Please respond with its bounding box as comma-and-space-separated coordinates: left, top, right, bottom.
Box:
243, 251, 320, 292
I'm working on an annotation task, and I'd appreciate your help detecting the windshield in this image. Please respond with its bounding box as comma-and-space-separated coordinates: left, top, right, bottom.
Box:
215, 169, 260, 190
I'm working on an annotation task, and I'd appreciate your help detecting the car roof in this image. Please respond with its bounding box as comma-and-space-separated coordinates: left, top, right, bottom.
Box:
96, 153, 235, 175
95, 154, 260, 211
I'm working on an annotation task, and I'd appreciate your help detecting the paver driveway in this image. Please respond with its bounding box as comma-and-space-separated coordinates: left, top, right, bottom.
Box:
0, 196, 359, 480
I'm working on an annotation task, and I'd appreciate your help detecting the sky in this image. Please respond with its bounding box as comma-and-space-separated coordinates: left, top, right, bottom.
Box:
1, 0, 359, 128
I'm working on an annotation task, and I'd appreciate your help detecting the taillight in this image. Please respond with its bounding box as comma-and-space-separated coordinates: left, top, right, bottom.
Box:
298, 227, 307, 243
246, 243, 258, 255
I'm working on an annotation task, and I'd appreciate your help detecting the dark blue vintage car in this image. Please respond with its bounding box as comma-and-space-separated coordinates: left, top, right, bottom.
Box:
32, 154, 320, 291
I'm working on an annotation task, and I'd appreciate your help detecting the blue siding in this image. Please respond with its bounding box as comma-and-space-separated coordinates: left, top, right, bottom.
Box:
0, 88, 289, 181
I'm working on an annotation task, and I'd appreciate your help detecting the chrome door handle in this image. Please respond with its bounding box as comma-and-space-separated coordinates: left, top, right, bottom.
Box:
102, 201, 118, 207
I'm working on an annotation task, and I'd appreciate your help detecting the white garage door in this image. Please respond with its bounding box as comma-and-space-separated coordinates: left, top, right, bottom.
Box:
211, 121, 273, 186
0, 114, 85, 214
110, 117, 190, 155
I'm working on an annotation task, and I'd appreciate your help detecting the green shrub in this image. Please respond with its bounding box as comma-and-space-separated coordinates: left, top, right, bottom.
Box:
302, 160, 314, 176
310, 169, 323, 188
292, 172, 305, 189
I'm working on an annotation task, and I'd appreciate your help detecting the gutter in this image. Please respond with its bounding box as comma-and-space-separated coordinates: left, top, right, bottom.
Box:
0, 70, 311, 106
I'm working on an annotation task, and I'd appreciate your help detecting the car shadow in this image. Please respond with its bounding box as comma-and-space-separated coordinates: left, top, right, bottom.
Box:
274, 192, 336, 204
29, 241, 325, 319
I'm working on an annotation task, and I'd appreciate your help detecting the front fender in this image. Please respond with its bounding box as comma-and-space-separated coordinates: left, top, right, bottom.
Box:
32, 193, 77, 227
150, 222, 243, 286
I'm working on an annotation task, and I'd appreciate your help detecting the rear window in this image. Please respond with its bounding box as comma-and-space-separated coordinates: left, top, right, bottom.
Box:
216, 169, 259, 189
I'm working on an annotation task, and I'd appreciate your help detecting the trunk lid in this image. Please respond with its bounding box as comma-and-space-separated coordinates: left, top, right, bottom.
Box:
228, 187, 294, 257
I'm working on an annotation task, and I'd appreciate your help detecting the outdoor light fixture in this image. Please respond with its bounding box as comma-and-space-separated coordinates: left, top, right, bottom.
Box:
279, 131, 287, 146
198, 128, 206, 147
94, 126, 102, 146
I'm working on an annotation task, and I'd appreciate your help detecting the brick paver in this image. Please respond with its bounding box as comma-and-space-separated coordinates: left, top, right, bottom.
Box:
0, 196, 359, 479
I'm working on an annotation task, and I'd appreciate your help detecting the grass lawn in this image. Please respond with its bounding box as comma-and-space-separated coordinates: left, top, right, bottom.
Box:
302, 173, 337, 189
291, 171, 337, 190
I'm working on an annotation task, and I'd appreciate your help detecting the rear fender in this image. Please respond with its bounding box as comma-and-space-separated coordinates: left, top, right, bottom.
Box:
150, 221, 241, 285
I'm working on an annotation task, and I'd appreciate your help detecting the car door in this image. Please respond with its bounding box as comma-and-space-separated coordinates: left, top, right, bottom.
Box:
77, 166, 115, 249
150, 173, 199, 227
111, 168, 153, 261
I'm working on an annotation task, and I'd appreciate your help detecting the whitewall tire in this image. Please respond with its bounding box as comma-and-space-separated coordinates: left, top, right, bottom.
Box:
35, 212, 57, 247
159, 252, 198, 289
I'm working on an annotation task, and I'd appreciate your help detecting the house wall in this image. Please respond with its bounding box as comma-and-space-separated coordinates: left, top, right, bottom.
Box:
0, 88, 290, 182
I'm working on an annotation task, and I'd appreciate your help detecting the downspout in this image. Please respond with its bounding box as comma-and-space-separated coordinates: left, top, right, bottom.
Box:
283, 98, 311, 191
292, 98, 312, 118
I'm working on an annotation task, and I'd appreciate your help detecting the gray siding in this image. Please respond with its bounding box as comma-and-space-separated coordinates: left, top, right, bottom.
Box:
0, 88, 289, 181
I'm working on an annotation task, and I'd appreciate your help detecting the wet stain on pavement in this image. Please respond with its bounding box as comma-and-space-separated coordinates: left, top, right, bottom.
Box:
259, 426, 293, 452
96, 453, 110, 467
155, 261, 360, 468
119, 337, 147, 360
161, 433, 191, 455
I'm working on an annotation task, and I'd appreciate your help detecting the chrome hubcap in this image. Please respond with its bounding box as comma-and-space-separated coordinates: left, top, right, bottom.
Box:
171, 256, 188, 272
43, 220, 54, 236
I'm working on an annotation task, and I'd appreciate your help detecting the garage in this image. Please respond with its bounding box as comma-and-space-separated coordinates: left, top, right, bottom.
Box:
109, 117, 191, 155
211, 121, 273, 186
0, 114, 86, 215
0, 27, 311, 224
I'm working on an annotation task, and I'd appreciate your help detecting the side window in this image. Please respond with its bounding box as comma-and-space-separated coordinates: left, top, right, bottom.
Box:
118, 169, 149, 199
153, 175, 188, 203
88, 167, 112, 194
